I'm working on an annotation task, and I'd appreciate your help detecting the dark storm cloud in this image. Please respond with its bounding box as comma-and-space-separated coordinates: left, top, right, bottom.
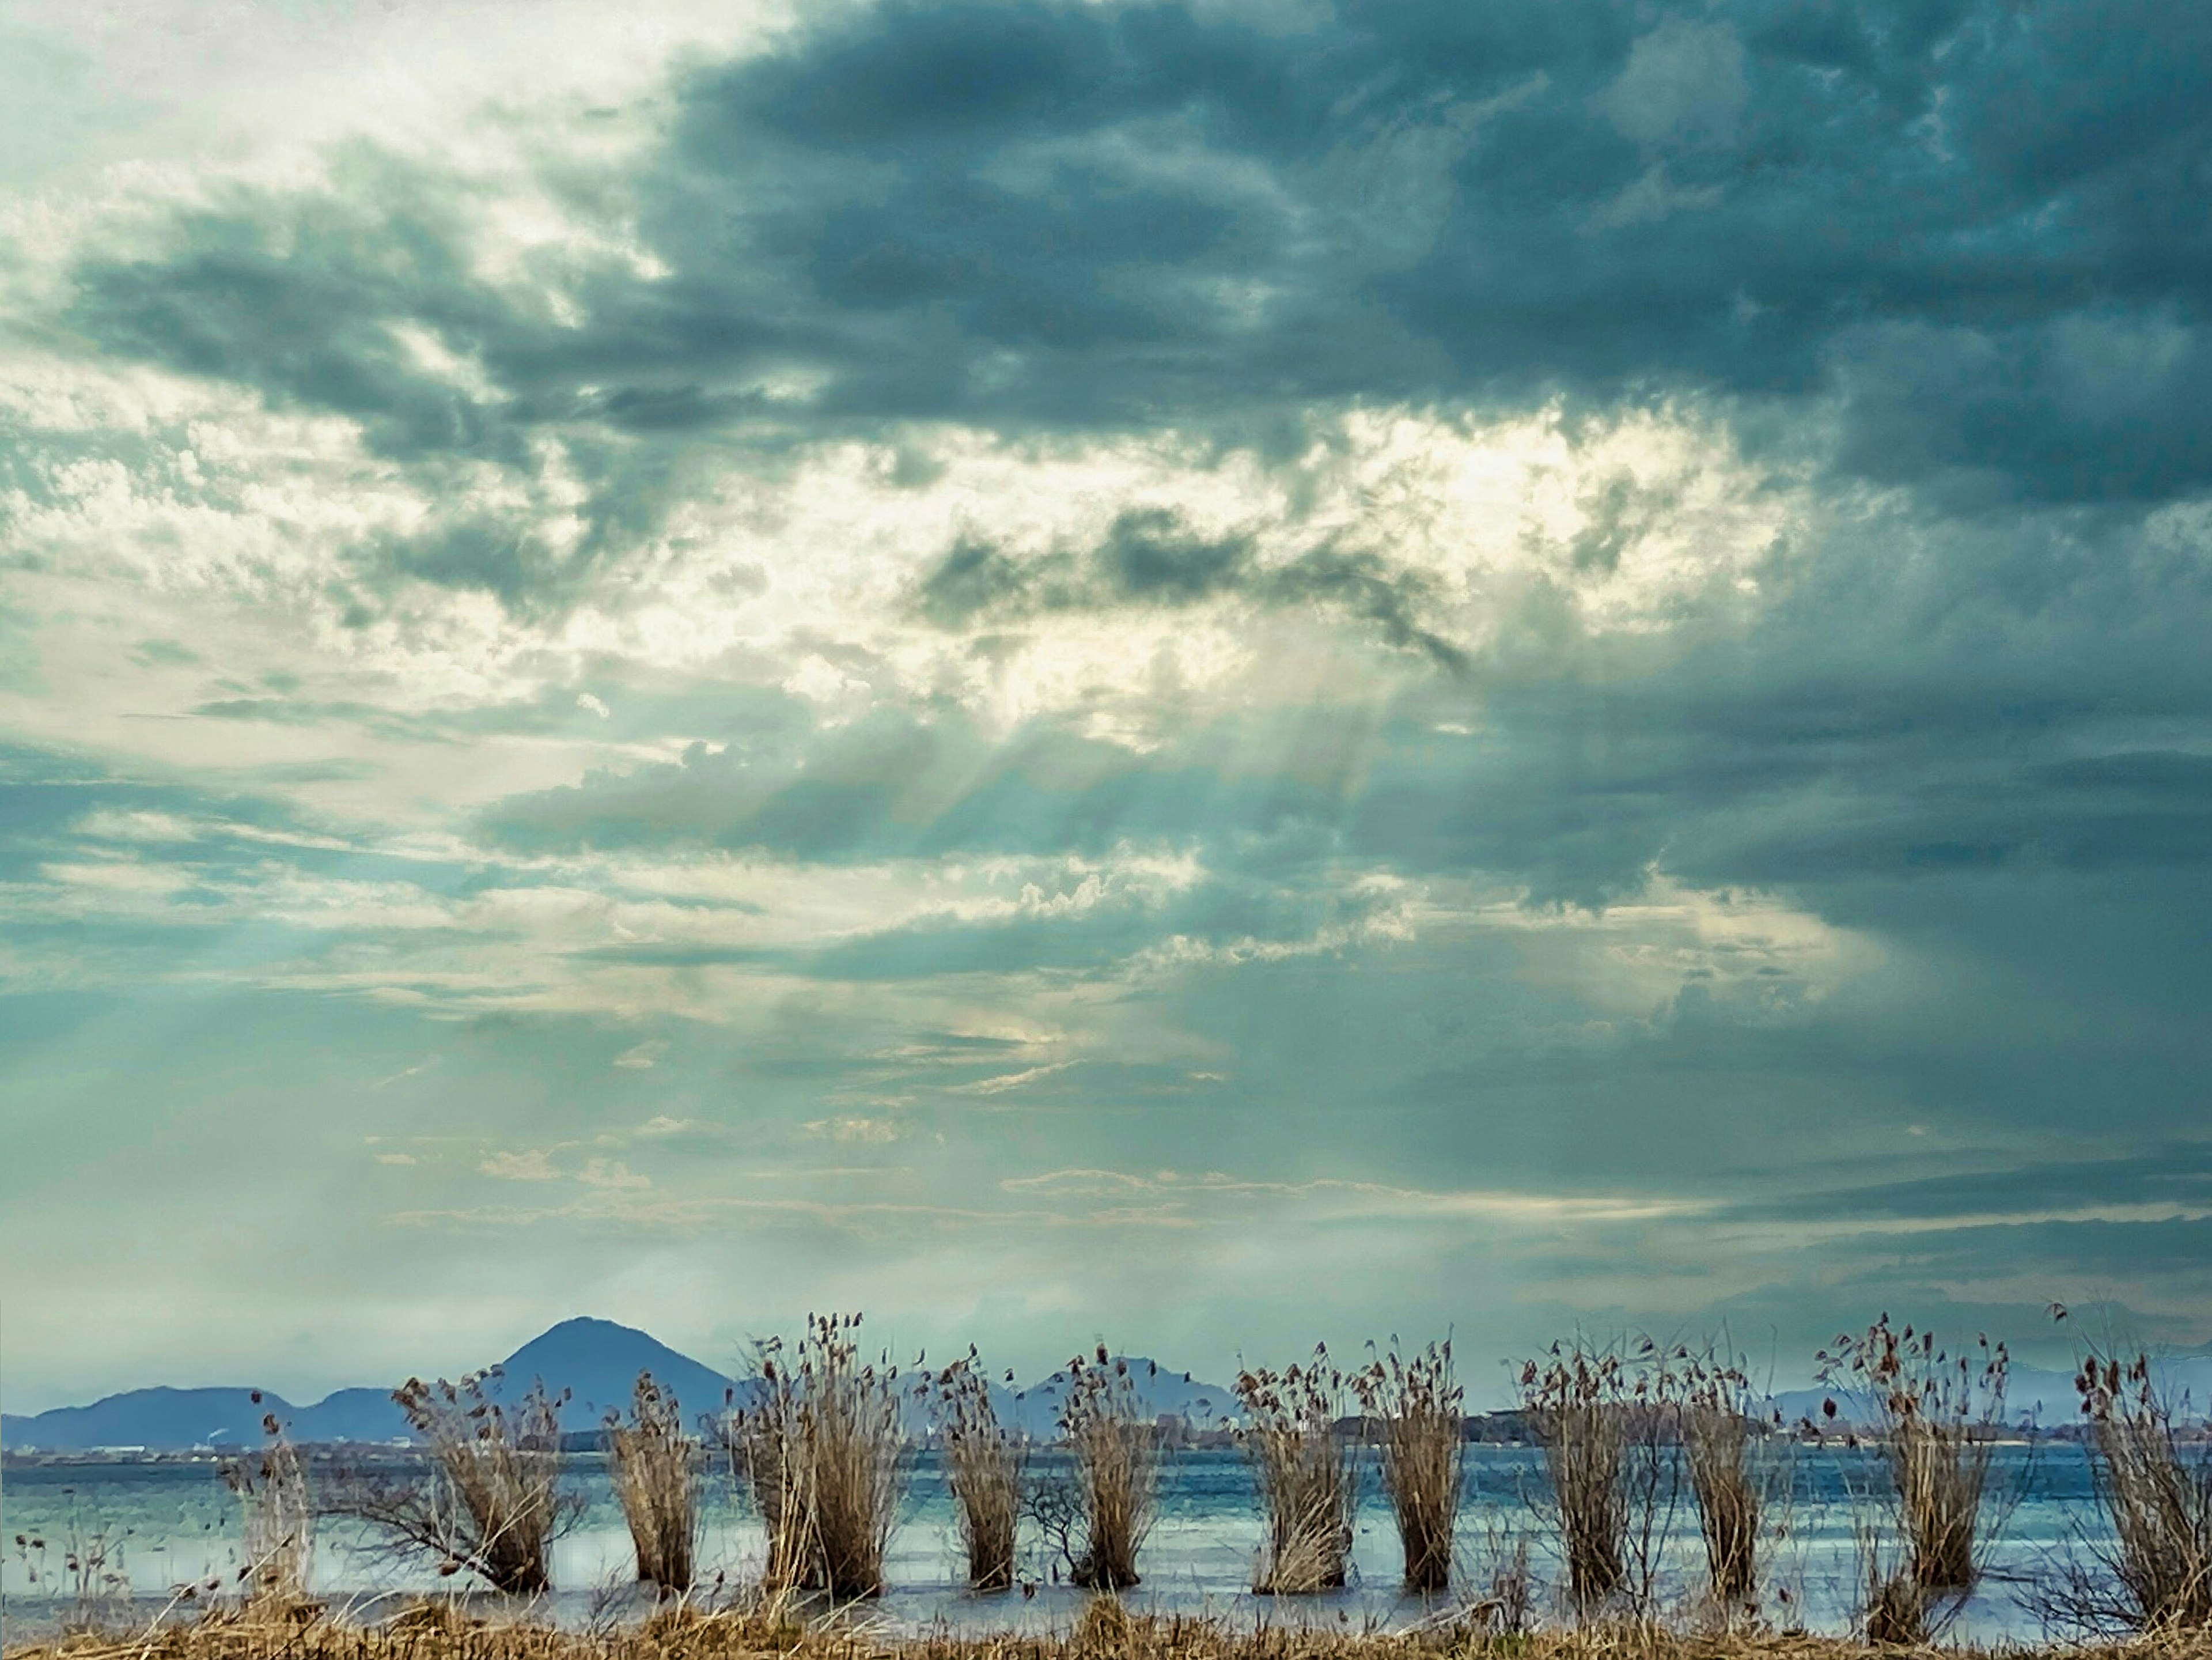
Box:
491, 474, 2212, 908
49, 0, 2212, 626
914, 508, 1467, 665
69, 186, 534, 469
1730, 1151, 2212, 1225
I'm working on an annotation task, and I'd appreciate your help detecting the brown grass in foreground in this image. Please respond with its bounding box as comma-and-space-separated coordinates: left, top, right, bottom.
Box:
1234, 1348, 1354, 1594
18, 1601, 2212, 1660
1355, 1339, 1463, 1597
220, 1402, 312, 1605
607, 1373, 698, 1595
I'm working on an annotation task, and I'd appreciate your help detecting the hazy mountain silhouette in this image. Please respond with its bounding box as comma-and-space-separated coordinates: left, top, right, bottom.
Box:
1003, 1356, 1236, 1440
1, 1320, 1245, 1451
2, 1317, 743, 1450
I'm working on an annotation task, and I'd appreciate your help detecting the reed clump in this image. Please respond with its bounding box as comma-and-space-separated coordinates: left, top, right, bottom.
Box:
221, 1399, 313, 1605
1059, 1345, 1157, 1591
332, 1368, 571, 1595
1681, 1349, 1763, 1606
1819, 1317, 2009, 1598
1234, 1347, 1354, 1594
1520, 1344, 1631, 1610
1521, 1337, 1697, 1619
930, 1348, 1025, 1592
607, 1371, 698, 1596
1355, 1337, 1463, 1595
2071, 1345, 2212, 1631
737, 1312, 907, 1600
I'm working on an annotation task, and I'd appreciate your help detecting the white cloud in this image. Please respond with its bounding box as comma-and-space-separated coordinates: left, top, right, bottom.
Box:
480, 1148, 560, 1181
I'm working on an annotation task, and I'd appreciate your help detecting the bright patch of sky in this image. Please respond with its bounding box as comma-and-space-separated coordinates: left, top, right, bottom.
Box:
5, 0, 2212, 1409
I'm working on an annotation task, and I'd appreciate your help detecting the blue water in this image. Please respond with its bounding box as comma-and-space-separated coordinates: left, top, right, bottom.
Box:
0, 1445, 2114, 1646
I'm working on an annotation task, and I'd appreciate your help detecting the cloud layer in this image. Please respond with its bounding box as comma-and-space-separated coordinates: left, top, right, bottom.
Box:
3, 0, 2211, 1406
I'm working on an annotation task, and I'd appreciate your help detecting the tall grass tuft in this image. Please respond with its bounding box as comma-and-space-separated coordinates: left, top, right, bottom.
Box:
738, 1313, 908, 1600
1355, 1338, 1463, 1595
1681, 1349, 1762, 1606
931, 1348, 1025, 1592
333, 1370, 571, 1595
1521, 1338, 1692, 1618
607, 1371, 697, 1596
2067, 1344, 2212, 1630
727, 1377, 806, 1593
1059, 1345, 1157, 1591
1234, 1347, 1354, 1594
1819, 1315, 2012, 1640
221, 1398, 312, 1605
1520, 1345, 1630, 1609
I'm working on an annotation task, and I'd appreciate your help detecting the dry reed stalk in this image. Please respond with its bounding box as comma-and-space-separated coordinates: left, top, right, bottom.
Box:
221, 1399, 313, 1605
607, 1371, 698, 1595
1861, 1557, 1929, 1647
2070, 1346, 2212, 1631
930, 1348, 1025, 1591
1355, 1338, 1464, 1595
1059, 1345, 1157, 1591
1521, 1337, 1694, 1618
1682, 1352, 1763, 1606
724, 1380, 806, 1592
1817, 1317, 2010, 1598
1234, 1348, 1354, 1594
0, 1602, 2003, 1660
1521, 1347, 1631, 1610
334, 1368, 572, 1595
740, 1313, 907, 1600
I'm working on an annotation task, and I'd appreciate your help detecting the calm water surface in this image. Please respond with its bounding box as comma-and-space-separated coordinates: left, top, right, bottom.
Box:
0, 1446, 2112, 1646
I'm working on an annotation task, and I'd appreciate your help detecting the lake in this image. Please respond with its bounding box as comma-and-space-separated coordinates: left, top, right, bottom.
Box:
0, 1444, 2118, 1646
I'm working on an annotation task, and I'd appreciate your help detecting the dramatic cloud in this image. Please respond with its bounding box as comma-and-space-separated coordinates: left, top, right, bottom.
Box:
3, 0, 2210, 1406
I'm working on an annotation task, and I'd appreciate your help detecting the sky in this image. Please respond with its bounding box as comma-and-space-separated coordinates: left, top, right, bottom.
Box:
3, 0, 2211, 1414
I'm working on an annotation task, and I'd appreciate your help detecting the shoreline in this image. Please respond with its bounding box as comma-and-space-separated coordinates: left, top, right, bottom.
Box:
3, 1598, 2203, 1660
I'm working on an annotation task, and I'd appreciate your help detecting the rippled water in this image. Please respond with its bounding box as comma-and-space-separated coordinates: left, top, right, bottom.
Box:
0, 1445, 2113, 1645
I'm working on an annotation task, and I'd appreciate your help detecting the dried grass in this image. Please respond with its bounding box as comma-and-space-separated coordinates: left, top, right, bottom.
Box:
1817, 1317, 2010, 1601
1058, 1346, 1157, 1591
2059, 1346, 2212, 1632
1520, 1346, 1631, 1611
328, 1370, 573, 1595
1520, 1338, 1700, 1619
931, 1349, 1026, 1592
26, 1599, 2205, 1660
1234, 1348, 1354, 1594
1354, 1338, 1463, 1596
221, 1400, 313, 1606
1681, 1352, 1763, 1606
735, 1313, 908, 1600
607, 1372, 698, 1595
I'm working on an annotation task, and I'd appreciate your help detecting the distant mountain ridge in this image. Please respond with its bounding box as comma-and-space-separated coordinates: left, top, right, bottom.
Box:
1764, 1349, 2212, 1429
1, 1318, 742, 1451
1, 1319, 1242, 1451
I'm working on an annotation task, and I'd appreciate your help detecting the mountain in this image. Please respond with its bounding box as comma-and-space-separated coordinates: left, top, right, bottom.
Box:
1004, 1356, 1238, 1440
478, 1317, 741, 1428
2, 1317, 740, 1451
0, 1386, 305, 1453
1, 1322, 1241, 1452
1767, 1353, 2212, 1431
